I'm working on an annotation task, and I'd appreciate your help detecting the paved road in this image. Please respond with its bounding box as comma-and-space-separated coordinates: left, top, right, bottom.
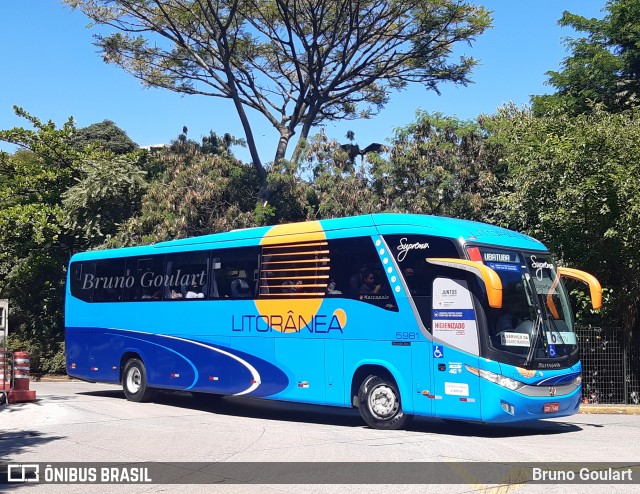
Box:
1, 381, 639, 493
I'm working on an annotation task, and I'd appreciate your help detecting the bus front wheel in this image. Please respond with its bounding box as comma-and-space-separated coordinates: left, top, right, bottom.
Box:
122, 358, 156, 402
358, 375, 410, 430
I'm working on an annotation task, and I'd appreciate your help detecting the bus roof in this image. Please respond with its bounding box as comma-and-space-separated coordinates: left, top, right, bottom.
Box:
71, 213, 546, 261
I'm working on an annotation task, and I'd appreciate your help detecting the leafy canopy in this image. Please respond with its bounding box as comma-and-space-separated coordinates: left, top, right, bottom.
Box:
533, 0, 640, 115
488, 104, 640, 331
65, 0, 491, 203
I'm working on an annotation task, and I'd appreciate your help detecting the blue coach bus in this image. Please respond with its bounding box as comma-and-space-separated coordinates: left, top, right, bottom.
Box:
65, 214, 601, 429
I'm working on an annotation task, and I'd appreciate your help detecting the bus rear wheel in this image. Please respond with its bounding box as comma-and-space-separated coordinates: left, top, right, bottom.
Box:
358, 375, 410, 430
122, 358, 156, 402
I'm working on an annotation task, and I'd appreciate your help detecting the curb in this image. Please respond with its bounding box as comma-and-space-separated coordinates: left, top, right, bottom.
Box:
32, 375, 79, 382
579, 405, 640, 415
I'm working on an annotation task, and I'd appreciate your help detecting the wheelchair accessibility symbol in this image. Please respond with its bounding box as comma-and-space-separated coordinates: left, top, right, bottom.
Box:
433, 345, 444, 359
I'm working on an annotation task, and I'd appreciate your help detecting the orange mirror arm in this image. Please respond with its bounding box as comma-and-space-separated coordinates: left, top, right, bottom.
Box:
557, 267, 602, 310
426, 258, 503, 309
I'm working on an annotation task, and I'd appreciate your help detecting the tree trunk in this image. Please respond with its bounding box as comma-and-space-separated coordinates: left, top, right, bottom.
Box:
228, 94, 270, 201
291, 118, 314, 164
274, 128, 294, 165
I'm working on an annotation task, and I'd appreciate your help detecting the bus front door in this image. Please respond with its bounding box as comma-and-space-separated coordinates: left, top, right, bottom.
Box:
431, 277, 482, 421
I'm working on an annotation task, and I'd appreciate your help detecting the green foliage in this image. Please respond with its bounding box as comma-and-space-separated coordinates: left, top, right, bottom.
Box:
371, 112, 500, 219
111, 139, 262, 246
0, 109, 147, 373
63, 152, 149, 248
0, 108, 85, 371
298, 133, 381, 219
262, 160, 309, 225
571, 287, 613, 324
66, 0, 491, 203
532, 0, 640, 115
297, 114, 501, 222
69, 120, 138, 154
487, 104, 640, 332
6, 334, 66, 375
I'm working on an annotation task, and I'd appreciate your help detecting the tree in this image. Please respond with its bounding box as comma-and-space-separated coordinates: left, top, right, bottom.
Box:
69, 120, 138, 154
487, 105, 640, 334
371, 111, 499, 219
65, 0, 491, 204
63, 152, 149, 248
532, 0, 640, 115
0, 108, 83, 372
297, 113, 500, 221
111, 135, 262, 245
300, 132, 380, 218
0, 109, 148, 372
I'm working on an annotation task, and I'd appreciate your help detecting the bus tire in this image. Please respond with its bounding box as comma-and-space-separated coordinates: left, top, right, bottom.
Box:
122, 358, 156, 402
358, 374, 410, 430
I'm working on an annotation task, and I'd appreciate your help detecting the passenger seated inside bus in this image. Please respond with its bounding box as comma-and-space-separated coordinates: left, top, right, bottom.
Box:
349, 268, 366, 297
326, 278, 342, 295
230, 278, 252, 298
185, 282, 205, 299
141, 287, 161, 300
359, 271, 382, 295
281, 280, 303, 293
492, 285, 536, 352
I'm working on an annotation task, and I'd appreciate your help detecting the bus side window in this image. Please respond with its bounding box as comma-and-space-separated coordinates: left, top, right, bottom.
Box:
124, 255, 164, 301
212, 247, 259, 300
328, 237, 398, 311
259, 242, 329, 298
94, 259, 126, 302
165, 251, 210, 301
384, 234, 461, 327
69, 261, 95, 302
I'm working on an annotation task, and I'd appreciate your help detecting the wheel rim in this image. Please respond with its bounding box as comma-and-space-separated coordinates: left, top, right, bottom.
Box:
126, 367, 141, 394
368, 383, 399, 419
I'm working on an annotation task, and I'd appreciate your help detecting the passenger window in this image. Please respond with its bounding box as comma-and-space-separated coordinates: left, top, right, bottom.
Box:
69, 261, 95, 302
327, 237, 398, 311
165, 251, 209, 301
384, 235, 461, 328
212, 247, 259, 300
93, 259, 126, 302
123, 256, 165, 302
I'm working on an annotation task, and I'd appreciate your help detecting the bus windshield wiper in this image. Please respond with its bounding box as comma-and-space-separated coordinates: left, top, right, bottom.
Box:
525, 310, 544, 367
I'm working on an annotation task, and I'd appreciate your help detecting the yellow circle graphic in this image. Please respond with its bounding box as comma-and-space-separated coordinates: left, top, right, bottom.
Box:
254, 221, 326, 332
333, 308, 347, 328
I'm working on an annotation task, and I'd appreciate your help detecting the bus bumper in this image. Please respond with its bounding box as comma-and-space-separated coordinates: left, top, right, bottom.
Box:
480, 383, 582, 423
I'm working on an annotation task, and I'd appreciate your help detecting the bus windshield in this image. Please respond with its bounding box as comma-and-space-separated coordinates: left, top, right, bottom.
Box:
476, 248, 577, 366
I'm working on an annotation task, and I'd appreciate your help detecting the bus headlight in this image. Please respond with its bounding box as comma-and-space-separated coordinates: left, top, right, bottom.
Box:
573, 375, 582, 386
465, 365, 525, 391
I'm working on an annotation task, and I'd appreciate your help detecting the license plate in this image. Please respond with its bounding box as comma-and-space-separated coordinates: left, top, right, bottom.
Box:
544, 402, 560, 413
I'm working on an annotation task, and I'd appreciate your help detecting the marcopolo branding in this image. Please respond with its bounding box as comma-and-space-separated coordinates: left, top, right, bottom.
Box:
81, 269, 207, 291
538, 362, 561, 369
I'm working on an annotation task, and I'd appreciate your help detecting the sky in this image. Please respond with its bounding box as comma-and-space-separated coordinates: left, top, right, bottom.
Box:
1, 1, 608, 164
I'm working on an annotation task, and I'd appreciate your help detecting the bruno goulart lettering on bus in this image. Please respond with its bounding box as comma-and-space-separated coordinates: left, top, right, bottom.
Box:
81, 270, 207, 290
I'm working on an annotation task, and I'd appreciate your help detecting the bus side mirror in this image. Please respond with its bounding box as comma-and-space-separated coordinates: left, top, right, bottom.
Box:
426, 258, 503, 309
557, 267, 603, 310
